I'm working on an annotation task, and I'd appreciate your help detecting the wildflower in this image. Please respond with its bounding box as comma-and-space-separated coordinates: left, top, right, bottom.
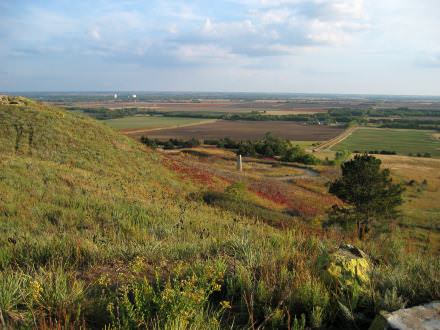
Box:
97, 274, 110, 286
212, 283, 222, 292
131, 256, 146, 273
30, 280, 43, 301
220, 300, 232, 309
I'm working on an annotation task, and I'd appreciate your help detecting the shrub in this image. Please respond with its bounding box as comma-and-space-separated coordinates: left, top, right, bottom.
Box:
110, 263, 226, 329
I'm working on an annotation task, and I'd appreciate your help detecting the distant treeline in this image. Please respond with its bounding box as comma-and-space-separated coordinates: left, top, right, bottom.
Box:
377, 119, 440, 130
141, 133, 320, 165
140, 137, 201, 149
67, 106, 440, 130
353, 150, 397, 155
66, 107, 143, 120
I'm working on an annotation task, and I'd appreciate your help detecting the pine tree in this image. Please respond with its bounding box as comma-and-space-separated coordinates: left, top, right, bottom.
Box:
329, 154, 405, 239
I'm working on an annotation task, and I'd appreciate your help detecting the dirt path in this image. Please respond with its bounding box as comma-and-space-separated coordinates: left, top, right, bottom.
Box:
313, 126, 358, 152
122, 119, 218, 136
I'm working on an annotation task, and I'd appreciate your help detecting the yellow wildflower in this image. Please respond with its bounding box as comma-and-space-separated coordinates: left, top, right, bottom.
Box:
220, 300, 232, 309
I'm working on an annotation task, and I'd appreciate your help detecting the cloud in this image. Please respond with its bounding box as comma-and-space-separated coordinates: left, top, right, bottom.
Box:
416, 53, 440, 68
2, 0, 370, 67
2, 0, 439, 94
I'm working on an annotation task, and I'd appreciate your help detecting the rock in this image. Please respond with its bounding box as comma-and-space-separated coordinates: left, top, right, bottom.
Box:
0, 95, 32, 106
369, 301, 440, 330
319, 244, 371, 290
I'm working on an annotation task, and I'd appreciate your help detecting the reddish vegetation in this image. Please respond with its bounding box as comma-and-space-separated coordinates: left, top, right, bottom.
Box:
289, 200, 320, 218
251, 184, 291, 206
248, 179, 342, 218
164, 157, 215, 186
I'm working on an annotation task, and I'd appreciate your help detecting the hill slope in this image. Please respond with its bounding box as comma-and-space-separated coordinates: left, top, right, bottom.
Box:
0, 97, 439, 329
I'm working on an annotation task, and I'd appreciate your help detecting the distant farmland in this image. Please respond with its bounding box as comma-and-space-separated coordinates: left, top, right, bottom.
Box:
103, 116, 215, 130
134, 120, 344, 141
333, 128, 440, 157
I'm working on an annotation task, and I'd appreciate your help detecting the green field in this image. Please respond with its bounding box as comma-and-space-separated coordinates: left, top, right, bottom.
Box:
103, 115, 214, 130
333, 128, 440, 157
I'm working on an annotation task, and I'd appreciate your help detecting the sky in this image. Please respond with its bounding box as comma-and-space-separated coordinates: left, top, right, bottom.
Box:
0, 0, 439, 94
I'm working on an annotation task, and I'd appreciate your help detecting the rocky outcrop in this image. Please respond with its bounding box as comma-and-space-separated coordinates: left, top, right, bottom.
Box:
369, 301, 440, 330
0, 95, 33, 106
319, 244, 371, 290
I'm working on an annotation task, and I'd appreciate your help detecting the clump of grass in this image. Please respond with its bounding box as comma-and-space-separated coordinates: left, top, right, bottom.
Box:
0, 271, 28, 326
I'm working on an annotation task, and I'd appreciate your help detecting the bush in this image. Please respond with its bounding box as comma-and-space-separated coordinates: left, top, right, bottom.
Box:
140, 137, 201, 149
282, 145, 320, 165
237, 141, 256, 157
109, 263, 226, 329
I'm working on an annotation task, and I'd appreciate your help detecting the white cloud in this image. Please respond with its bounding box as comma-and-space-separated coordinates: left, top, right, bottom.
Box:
2, 0, 440, 94
89, 27, 101, 40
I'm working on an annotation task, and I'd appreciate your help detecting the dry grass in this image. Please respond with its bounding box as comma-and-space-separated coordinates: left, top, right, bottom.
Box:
377, 155, 440, 252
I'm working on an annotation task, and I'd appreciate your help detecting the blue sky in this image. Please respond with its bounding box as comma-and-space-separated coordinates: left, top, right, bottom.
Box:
0, 0, 439, 94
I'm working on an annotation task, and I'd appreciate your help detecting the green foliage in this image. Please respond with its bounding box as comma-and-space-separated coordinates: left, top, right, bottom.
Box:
237, 141, 257, 156
110, 263, 226, 329
282, 144, 320, 165
379, 287, 407, 312
232, 133, 320, 165
0, 271, 27, 325
30, 266, 85, 319
141, 137, 201, 149
329, 154, 405, 238
291, 279, 330, 328
224, 182, 247, 201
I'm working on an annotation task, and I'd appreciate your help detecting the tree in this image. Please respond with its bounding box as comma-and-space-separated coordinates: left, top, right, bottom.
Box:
237, 141, 256, 157
282, 145, 320, 165
328, 154, 405, 239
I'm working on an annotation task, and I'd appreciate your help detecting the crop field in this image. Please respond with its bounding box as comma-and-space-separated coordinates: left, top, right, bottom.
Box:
333, 127, 440, 157
139, 120, 344, 141
103, 115, 215, 130
263, 109, 327, 115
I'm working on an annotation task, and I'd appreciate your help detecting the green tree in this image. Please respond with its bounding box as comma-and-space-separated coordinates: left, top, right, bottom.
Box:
237, 141, 256, 157
282, 145, 320, 165
328, 154, 405, 239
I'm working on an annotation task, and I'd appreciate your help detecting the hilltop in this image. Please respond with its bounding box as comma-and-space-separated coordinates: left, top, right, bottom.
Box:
0, 97, 439, 329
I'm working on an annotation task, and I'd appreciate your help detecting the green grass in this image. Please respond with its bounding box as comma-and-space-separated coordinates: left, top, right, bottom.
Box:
103, 115, 213, 130
333, 128, 440, 157
0, 97, 439, 329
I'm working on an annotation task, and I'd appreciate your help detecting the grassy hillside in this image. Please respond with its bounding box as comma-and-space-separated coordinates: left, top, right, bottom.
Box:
0, 97, 439, 329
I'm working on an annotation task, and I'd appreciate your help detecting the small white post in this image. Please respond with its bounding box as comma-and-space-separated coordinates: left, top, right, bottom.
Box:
237, 154, 243, 172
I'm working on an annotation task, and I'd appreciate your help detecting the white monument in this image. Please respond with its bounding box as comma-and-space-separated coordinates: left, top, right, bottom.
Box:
236, 154, 243, 172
